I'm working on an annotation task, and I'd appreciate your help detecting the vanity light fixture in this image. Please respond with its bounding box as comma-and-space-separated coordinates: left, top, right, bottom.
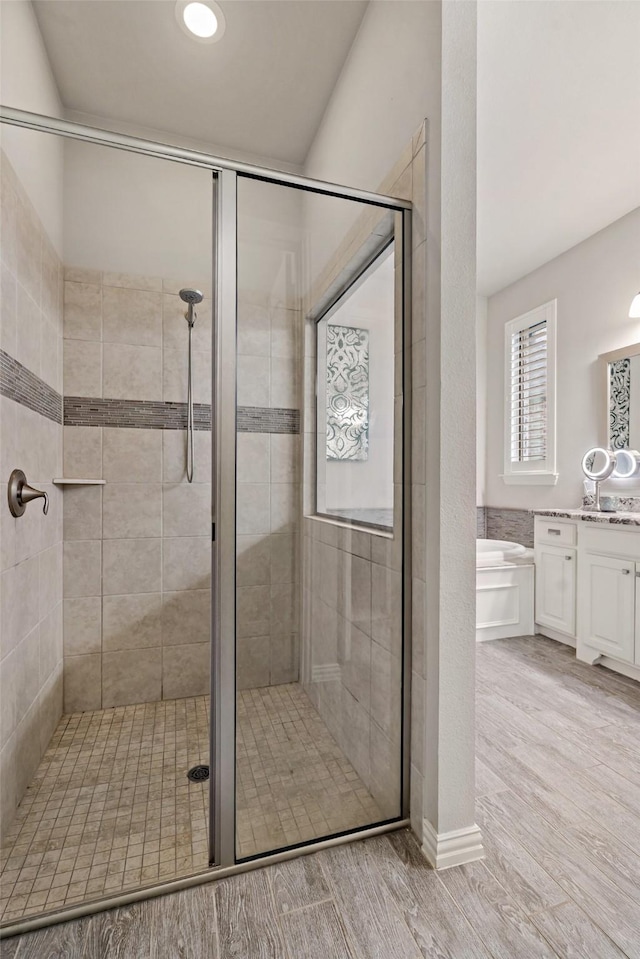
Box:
176, 0, 225, 42
629, 292, 640, 319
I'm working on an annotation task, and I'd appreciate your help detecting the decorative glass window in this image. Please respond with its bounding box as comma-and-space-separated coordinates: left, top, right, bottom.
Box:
503, 300, 558, 485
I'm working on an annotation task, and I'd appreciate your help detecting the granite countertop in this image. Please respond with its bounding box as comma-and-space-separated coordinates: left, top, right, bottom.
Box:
531, 508, 640, 527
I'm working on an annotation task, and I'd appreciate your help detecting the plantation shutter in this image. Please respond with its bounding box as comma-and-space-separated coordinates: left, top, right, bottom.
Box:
509, 318, 548, 464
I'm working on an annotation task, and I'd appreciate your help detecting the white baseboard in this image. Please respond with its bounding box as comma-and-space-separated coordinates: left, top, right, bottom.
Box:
421, 820, 484, 870
537, 625, 576, 648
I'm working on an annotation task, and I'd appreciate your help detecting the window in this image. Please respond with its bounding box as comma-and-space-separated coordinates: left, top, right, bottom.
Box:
503, 300, 557, 485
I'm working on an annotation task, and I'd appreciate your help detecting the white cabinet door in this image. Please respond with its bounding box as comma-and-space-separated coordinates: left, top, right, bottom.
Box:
581, 553, 636, 662
636, 563, 640, 667
535, 544, 576, 636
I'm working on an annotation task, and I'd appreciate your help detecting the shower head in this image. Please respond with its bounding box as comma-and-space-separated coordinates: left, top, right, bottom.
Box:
179, 288, 204, 327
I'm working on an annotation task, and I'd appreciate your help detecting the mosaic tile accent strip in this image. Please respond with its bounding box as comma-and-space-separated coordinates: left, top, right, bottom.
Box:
0, 350, 62, 424
486, 507, 534, 548
63, 398, 300, 434
326, 324, 369, 461
477, 506, 487, 539
237, 406, 300, 434
0, 684, 379, 922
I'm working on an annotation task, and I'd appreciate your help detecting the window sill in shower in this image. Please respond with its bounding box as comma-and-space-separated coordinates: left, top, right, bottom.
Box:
53, 478, 106, 485
309, 511, 393, 537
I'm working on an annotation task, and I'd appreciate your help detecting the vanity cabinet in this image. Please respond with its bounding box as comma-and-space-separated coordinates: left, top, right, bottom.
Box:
579, 553, 636, 663
534, 519, 577, 643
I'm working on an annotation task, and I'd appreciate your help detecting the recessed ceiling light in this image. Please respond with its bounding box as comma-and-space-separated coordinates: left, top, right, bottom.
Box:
176, 0, 225, 43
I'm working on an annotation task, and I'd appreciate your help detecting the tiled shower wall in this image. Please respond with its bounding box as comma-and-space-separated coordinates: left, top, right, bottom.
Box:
61, 269, 212, 711
236, 293, 301, 690
0, 153, 64, 834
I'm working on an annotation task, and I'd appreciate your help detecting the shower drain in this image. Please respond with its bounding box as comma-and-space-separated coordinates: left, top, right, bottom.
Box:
187, 764, 210, 783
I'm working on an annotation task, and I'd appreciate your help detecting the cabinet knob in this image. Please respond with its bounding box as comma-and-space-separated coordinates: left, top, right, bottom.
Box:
621, 569, 630, 575
565, 555, 573, 560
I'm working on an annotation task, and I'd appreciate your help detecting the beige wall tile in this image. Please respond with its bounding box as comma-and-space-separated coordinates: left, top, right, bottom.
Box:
63, 597, 101, 656
64, 339, 102, 397
0, 734, 18, 835
63, 486, 102, 541
237, 484, 270, 535
16, 203, 41, 307
102, 343, 161, 400
370, 564, 401, 653
370, 641, 401, 739
38, 667, 63, 754
15, 626, 41, 728
236, 636, 270, 690
0, 262, 17, 356
16, 290, 41, 377
39, 543, 62, 620
270, 633, 298, 685
103, 538, 161, 595
102, 287, 162, 348
103, 593, 162, 651
103, 484, 162, 539
63, 281, 102, 341
270, 357, 298, 408
64, 653, 101, 712
162, 483, 210, 538
162, 589, 210, 646
237, 534, 271, 587
270, 484, 298, 534
270, 584, 298, 633
270, 308, 299, 359
162, 348, 211, 405
63, 540, 101, 598
341, 688, 370, 786
270, 435, 299, 484
237, 585, 270, 639
340, 623, 371, 711
237, 434, 270, 484
237, 355, 269, 407
40, 318, 60, 392
162, 429, 211, 484
102, 648, 162, 708
162, 293, 212, 353
162, 643, 209, 699
269, 534, 296, 584
237, 302, 270, 357
162, 537, 210, 592
14, 701, 41, 801
65, 266, 102, 285
39, 603, 63, 686
103, 271, 162, 292
369, 721, 401, 819
0, 648, 16, 748
102, 428, 161, 484
64, 427, 103, 480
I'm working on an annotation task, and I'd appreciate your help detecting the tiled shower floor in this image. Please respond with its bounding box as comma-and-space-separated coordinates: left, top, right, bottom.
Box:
0, 684, 381, 924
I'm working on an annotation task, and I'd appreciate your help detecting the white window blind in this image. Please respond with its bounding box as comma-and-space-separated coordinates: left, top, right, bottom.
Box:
509, 319, 547, 463
503, 300, 557, 485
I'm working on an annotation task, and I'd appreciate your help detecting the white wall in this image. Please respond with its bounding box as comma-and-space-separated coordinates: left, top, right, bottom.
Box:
303, 0, 441, 272
476, 295, 487, 505
484, 207, 640, 509
0, 0, 64, 252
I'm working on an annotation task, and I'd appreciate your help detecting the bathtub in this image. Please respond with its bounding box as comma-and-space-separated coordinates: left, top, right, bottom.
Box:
476, 538, 534, 642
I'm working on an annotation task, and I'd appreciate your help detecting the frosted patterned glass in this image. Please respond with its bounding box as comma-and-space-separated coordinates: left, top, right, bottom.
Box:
326, 324, 369, 461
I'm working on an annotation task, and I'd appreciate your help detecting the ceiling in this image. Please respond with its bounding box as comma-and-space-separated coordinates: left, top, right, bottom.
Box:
33, 0, 368, 166
477, 0, 640, 295
32, 0, 640, 295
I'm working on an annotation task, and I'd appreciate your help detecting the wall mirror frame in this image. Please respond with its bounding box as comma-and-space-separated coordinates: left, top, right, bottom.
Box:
599, 341, 640, 454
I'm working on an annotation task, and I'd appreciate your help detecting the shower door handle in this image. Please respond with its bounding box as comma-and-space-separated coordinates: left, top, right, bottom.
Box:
7, 469, 49, 517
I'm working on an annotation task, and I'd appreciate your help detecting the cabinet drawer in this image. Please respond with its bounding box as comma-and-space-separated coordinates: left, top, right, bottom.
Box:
534, 518, 576, 547
580, 526, 640, 561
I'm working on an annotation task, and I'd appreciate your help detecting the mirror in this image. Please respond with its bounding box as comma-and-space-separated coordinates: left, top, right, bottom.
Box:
582, 446, 616, 481
600, 342, 640, 450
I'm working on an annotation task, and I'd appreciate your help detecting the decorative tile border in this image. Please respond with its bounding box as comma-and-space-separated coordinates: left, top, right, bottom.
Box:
64, 397, 300, 434
476, 507, 487, 539
0, 350, 63, 424
485, 507, 534, 549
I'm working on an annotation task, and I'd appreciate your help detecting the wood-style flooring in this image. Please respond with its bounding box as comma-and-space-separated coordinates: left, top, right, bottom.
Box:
2, 635, 639, 958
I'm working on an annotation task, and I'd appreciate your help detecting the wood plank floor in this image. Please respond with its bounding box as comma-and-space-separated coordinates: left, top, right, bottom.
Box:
2, 636, 639, 958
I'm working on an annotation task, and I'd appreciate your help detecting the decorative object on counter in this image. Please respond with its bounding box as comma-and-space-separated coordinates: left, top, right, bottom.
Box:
599, 495, 616, 512
581, 446, 616, 511
582, 493, 640, 513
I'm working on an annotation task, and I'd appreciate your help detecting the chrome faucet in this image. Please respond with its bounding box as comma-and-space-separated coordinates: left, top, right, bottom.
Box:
7, 469, 49, 517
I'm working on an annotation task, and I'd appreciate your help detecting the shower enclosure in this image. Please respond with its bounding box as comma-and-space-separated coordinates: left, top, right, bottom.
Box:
0, 108, 410, 934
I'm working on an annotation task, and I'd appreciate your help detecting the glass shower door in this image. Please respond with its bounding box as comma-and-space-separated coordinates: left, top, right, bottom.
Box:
229, 174, 408, 861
